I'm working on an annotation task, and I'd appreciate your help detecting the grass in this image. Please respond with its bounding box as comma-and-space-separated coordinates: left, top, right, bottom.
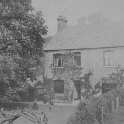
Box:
12, 103, 76, 124
105, 106, 124, 124
3, 102, 124, 124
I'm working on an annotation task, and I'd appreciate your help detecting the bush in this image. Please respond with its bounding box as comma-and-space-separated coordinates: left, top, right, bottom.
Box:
67, 101, 96, 124
17, 85, 37, 102
37, 93, 50, 103
0, 96, 10, 103
7, 93, 21, 102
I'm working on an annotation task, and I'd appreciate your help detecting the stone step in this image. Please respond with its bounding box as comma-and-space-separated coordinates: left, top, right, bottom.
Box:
55, 94, 65, 100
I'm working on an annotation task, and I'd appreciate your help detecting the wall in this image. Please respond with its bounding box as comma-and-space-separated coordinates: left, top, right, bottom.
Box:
81, 47, 124, 86
44, 52, 53, 78
45, 47, 124, 86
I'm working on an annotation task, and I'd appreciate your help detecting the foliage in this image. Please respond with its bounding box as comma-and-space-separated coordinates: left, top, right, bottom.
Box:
79, 71, 93, 99
81, 72, 93, 89
0, 0, 32, 13
0, 0, 48, 98
67, 101, 96, 124
17, 83, 37, 101
93, 68, 124, 96
0, 80, 8, 96
68, 69, 124, 124
98, 68, 124, 94
68, 88, 119, 124
62, 53, 93, 99
52, 52, 82, 80
92, 81, 102, 95
63, 52, 82, 79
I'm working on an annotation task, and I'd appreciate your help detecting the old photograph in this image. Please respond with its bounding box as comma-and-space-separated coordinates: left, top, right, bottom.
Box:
0, 0, 124, 124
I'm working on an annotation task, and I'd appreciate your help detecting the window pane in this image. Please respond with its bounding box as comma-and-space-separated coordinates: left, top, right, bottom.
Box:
73, 52, 81, 66
104, 51, 114, 66
53, 54, 64, 67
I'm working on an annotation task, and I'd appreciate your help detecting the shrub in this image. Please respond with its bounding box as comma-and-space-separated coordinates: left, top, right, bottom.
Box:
67, 101, 96, 124
17, 84, 37, 102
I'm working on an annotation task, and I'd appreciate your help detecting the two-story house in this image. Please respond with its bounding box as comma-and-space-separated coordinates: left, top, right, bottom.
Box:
44, 14, 124, 94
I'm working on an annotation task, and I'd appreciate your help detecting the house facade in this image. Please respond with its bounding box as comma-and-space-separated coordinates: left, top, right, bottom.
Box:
44, 14, 124, 94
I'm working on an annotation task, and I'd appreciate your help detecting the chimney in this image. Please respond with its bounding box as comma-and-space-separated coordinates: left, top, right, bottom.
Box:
57, 16, 68, 32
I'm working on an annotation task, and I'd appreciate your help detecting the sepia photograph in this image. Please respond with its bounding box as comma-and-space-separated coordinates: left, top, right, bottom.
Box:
0, 0, 124, 124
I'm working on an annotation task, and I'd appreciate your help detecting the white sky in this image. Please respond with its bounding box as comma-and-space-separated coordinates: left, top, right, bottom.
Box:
32, 0, 124, 35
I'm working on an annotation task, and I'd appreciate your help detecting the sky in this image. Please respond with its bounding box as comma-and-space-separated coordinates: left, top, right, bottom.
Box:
32, 0, 124, 35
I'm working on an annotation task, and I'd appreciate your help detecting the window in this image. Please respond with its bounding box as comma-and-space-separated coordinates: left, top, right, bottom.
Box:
103, 50, 114, 67
53, 52, 81, 68
53, 53, 64, 67
73, 52, 81, 66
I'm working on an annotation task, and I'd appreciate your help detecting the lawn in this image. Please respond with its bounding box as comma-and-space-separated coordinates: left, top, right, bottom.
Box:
2, 103, 124, 124
13, 103, 76, 124
105, 106, 124, 124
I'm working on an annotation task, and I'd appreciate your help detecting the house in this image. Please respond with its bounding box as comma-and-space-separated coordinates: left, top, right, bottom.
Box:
44, 14, 124, 94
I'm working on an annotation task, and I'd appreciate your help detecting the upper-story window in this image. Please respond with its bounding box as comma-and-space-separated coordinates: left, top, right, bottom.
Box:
73, 52, 81, 66
103, 50, 114, 67
53, 53, 64, 67
53, 52, 81, 68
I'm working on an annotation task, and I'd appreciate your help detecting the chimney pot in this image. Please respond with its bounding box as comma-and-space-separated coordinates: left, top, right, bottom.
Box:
57, 16, 68, 32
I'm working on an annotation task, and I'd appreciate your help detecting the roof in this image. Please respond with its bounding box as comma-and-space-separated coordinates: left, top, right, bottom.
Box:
44, 17, 124, 51
43, 36, 53, 48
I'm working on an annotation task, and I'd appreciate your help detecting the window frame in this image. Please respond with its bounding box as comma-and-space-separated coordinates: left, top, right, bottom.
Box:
72, 52, 81, 66
103, 50, 115, 67
53, 53, 64, 67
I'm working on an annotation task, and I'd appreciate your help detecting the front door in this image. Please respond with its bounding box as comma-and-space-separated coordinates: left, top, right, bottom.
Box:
54, 80, 64, 93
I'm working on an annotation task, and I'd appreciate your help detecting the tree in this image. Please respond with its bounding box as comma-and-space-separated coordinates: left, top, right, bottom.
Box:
0, 0, 48, 98
0, 0, 32, 14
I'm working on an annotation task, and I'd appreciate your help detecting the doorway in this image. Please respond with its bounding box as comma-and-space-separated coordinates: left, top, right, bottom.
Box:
54, 80, 64, 93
